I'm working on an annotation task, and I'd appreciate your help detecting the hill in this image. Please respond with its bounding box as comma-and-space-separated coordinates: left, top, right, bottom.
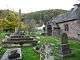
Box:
23, 9, 68, 23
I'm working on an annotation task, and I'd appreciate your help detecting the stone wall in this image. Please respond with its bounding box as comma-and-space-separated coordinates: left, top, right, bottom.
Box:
58, 20, 80, 39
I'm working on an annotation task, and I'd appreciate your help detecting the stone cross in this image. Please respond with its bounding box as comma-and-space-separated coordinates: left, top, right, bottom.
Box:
60, 33, 71, 57
61, 33, 68, 44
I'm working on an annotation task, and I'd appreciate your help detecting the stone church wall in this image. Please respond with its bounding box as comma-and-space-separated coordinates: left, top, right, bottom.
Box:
59, 20, 80, 39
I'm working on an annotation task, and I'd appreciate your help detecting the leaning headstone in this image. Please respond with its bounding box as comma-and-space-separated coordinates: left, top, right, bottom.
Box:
60, 33, 71, 57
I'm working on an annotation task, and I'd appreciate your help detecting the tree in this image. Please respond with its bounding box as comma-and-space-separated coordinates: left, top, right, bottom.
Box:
4, 11, 18, 32
23, 9, 67, 23
0, 19, 4, 31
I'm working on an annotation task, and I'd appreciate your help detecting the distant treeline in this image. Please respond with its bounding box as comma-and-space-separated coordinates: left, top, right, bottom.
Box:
23, 9, 68, 23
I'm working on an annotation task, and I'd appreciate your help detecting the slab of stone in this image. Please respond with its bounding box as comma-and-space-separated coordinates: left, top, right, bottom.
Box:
1, 48, 22, 60
44, 56, 54, 60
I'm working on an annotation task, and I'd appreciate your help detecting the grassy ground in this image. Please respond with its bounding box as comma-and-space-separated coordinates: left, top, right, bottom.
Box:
0, 32, 80, 60
21, 47, 40, 60
0, 47, 6, 56
0, 32, 7, 57
0, 32, 6, 39
64, 40, 80, 60
21, 36, 60, 60
39, 36, 80, 60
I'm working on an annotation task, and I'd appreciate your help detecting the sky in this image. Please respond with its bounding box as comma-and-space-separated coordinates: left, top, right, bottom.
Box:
0, 0, 80, 13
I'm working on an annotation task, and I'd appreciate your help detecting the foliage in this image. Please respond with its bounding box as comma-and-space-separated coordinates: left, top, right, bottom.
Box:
0, 10, 9, 19
0, 10, 18, 32
21, 35, 80, 60
0, 47, 6, 56
0, 32, 80, 60
0, 32, 6, 38
39, 36, 80, 60
23, 9, 68, 23
61, 33, 68, 44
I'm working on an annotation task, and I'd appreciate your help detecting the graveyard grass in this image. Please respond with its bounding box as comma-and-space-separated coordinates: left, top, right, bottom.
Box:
21, 35, 80, 60
39, 36, 80, 60
0, 32, 80, 60
22, 47, 40, 60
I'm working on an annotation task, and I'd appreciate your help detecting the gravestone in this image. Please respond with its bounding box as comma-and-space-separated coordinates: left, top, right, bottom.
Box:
2, 29, 38, 47
1, 48, 22, 60
35, 43, 54, 60
8, 50, 20, 59
60, 33, 71, 57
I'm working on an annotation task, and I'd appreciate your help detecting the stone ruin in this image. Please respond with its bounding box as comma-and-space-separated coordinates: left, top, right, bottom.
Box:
52, 21, 60, 36
47, 21, 61, 36
59, 33, 71, 57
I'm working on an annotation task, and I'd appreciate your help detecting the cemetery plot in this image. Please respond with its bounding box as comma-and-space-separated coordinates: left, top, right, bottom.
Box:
1, 31, 80, 60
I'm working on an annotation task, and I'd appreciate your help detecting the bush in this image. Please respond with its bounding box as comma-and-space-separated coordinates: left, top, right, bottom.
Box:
0, 47, 6, 56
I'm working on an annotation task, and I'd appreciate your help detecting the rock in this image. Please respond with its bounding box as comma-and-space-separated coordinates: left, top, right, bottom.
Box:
8, 50, 20, 59
1, 48, 22, 60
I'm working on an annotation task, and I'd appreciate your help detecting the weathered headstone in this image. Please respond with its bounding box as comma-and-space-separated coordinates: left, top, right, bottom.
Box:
60, 33, 71, 57
1, 48, 22, 60
39, 43, 54, 60
3, 30, 38, 47
8, 50, 20, 59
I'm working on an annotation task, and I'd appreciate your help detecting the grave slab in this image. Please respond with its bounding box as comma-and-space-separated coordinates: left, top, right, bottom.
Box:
1, 48, 22, 60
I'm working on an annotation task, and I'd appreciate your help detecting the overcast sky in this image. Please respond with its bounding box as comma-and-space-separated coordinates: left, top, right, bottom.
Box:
0, 0, 80, 13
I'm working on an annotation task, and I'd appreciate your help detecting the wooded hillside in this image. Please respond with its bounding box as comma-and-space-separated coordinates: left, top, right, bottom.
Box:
23, 9, 68, 23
